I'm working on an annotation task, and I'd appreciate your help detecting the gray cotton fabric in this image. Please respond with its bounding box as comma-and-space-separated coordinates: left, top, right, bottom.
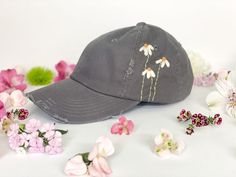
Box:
27, 22, 193, 124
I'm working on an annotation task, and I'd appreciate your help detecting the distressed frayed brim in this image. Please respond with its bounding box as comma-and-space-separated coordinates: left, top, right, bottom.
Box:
27, 78, 139, 124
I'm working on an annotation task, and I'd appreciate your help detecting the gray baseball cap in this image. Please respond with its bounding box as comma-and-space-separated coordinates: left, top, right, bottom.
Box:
27, 22, 193, 124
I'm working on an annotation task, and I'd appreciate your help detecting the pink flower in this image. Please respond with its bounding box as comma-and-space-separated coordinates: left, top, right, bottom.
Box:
0, 69, 27, 93
0, 100, 6, 120
0, 90, 27, 109
54, 60, 75, 82
45, 131, 62, 155
111, 116, 134, 135
28, 132, 44, 153
64, 155, 89, 176
88, 157, 112, 177
25, 119, 41, 133
7, 123, 19, 137
40, 123, 56, 139
8, 134, 21, 150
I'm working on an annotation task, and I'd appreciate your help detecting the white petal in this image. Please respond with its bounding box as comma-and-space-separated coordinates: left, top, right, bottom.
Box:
227, 70, 236, 86
151, 71, 156, 78
148, 48, 152, 56
166, 60, 170, 68
144, 49, 148, 56
206, 91, 225, 113
147, 72, 151, 79
154, 135, 164, 145
174, 141, 185, 155
226, 104, 236, 118
139, 46, 144, 52
161, 62, 165, 68
149, 45, 154, 50
160, 129, 173, 140
215, 79, 234, 98
142, 70, 147, 76
155, 59, 162, 64
157, 149, 171, 158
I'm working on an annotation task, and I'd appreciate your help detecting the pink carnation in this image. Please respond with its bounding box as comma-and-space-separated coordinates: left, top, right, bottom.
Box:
111, 116, 134, 135
54, 60, 76, 82
0, 69, 27, 93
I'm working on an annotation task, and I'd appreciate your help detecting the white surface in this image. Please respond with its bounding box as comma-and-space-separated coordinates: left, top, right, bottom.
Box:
0, 0, 236, 177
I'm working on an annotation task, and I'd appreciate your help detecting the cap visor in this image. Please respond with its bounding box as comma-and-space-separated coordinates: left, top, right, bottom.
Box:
27, 79, 139, 124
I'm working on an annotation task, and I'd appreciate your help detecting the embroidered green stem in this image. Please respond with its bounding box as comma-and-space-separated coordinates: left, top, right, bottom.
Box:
152, 65, 161, 101
148, 78, 153, 101
140, 55, 150, 101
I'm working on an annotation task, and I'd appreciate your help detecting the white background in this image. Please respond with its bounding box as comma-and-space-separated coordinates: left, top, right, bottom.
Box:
0, 0, 236, 177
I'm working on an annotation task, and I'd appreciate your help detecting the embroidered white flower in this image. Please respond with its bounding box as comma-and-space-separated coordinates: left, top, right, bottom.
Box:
142, 68, 156, 79
139, 43, 154, 56
206, 70, 236, 118
155, 57, 170, 68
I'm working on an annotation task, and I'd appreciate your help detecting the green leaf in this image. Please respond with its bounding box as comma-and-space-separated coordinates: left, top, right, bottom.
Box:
55, 129, 68, 135
19, 124, 25, 133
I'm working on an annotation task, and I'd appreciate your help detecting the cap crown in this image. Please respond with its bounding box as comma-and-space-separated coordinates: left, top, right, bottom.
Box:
71, 23, 193, 103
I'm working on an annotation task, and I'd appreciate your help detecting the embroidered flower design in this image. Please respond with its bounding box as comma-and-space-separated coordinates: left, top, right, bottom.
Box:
155, 57, 170, 68
139, 43, 154, 56
139, 43, 154, 101
139, 43, 170, 102
142, 68, 156, 79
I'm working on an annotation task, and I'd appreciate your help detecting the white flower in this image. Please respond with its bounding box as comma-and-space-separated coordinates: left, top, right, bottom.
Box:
187, 51, 211, 76
88, 136, 115, 161
139, 43, 154, 56
155, 57, 170, 68
206, 70, 236, 118
142, 68, 155, 79
154, 129, 184, 158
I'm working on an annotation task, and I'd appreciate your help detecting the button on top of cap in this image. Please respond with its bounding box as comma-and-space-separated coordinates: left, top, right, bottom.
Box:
136, 22, 146, 26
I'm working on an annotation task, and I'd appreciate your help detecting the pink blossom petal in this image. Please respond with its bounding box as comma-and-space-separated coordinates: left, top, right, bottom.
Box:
97, 157, 112, 174
88, 163, 104, 177
111, 123, 122, 134
88, 144, 98, 161
0, 69, 26, 93
92, 157, 104, 174
118, 116, 127, 124
126, 120, 134, 133
54, 60, 75, 82
9, 90, 27, 107
0, 100, 6, 119
64, 155, 88, 176
111, 116, 134, 135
